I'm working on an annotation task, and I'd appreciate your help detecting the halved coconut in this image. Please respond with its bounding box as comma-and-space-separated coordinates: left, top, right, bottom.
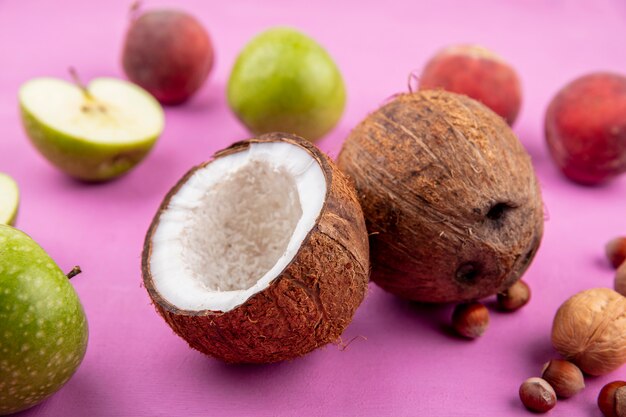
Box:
142, 133, 369, 364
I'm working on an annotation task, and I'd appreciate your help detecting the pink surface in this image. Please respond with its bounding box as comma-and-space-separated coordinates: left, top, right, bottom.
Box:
1, 1, 626, 416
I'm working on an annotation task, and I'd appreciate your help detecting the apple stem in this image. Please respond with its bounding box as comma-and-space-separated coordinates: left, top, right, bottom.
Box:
129, 1, 142, 21
66, 266, 82, 280
68, 67, 93, 100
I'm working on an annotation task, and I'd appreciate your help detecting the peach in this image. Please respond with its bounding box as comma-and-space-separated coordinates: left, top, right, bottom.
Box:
122, 8, 214, 105
545, 73, 626, 185
419, 44, 522, 125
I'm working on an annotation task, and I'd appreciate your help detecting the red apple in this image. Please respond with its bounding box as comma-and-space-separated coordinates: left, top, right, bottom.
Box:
122, 8, 214, 105
545, 73, 626, 185
419, 44, 522, 125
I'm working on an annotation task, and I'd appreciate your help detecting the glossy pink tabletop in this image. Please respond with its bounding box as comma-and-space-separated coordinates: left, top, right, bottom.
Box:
1, 1, 626, 416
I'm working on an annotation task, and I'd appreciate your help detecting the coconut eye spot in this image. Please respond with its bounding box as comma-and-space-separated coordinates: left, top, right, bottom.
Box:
486, 202, 513, 221
455, 262, 482, 284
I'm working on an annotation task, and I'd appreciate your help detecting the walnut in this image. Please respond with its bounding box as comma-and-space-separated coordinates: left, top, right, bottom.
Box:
551, 288, 626, 376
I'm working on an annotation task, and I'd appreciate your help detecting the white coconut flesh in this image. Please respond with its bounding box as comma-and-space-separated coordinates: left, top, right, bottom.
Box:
0, 173, 19, 225
149, 141, 327, 312
19, 77, 164, 144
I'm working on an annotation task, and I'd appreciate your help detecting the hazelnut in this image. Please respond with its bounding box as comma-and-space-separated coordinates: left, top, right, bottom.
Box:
598, 381, 626, 417
615, 263, 626, 297
519, 377, 557, 413
551, 288, 626, 375
497, 280, 531, 311
451, 302, 489, 339
606, 237, 626, 269
541, 359, 585, 398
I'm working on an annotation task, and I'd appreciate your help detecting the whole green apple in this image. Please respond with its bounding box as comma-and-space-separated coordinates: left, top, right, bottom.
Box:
227, 27, 346, 142
0, 225, 88, 415
19, 76, 164, 182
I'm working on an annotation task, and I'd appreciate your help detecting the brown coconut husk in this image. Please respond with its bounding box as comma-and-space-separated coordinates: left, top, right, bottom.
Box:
142, 133, 370, 364
337, 90, 543, 303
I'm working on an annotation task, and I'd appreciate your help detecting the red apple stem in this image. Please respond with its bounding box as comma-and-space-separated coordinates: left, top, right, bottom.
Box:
407, 70, 421, 93
66, 266, 82, 280
129, 1, 142, 21
68, 67, 92, 100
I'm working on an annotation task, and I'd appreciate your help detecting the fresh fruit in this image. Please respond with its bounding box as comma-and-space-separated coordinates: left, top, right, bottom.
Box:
122, 7, 214, 105
142, 133, 369, 363
519, 378, 557, 413
545, 72, 626, 185
606, 237, 626, 269
451, 302, 489, 339
19, 75, 164, 181
0, 173, 19, 226
497, 280, 531, 311
0, 225, 88, 415
541, 359, 585, 398
337, 90, 544, 303
227, 27, 346, 142
419, 44, 522, 125
551, 288, 626, 376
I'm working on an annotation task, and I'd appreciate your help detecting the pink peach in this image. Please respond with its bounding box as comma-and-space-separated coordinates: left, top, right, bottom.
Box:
122, 8, 214, 105
545, 73, 626, 185
419, 45, 522, 125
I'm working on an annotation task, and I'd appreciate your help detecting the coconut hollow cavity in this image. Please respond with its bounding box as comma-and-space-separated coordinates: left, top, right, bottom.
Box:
142, 133, 370, 363
148, 140, 323, 312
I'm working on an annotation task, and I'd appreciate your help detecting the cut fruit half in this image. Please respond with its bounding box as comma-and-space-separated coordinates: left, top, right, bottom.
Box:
0, 173, 19, 226
142, 133, 370, 363
19, 77, 164, 181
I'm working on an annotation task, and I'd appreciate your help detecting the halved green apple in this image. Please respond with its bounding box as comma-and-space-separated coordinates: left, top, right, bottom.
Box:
19, 77, 164, 181
0, 173, 19, 225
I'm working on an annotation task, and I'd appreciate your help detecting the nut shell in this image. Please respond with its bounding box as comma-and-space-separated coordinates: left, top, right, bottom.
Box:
451, 302, 489, 339
606, 237, 626, 269
519, 377, 557, 413
615, 263, 626, 297
598, 381, 626, 417
541, 359, 585, 398
497, 279, 531, 311
551, 288, 626, 375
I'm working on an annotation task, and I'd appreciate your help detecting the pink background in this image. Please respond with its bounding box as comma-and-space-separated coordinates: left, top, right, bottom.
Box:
1, 0, 626, 415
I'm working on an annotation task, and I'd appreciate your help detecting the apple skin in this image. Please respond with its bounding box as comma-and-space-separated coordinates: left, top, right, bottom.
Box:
122, 9, 214, 105
0, 225, 88, 415
0, 173, 19, 226
20, 105, 159, 182
419, 45, 522, 125
227, 27, 346, 142
545, 72, 626, 185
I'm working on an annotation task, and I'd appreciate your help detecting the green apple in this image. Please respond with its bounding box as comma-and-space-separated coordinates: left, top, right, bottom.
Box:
19, 76, 164, 181
227, 27, 346, 142
0, 173, 19, 226
0, 225, 88, 415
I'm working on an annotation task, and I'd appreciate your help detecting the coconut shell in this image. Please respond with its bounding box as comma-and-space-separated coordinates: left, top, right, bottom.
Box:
337, 90, 543, 302
142, 133, 369, 363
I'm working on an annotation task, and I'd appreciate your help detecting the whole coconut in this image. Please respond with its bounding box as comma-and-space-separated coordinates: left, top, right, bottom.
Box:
337, 90, 543, 302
